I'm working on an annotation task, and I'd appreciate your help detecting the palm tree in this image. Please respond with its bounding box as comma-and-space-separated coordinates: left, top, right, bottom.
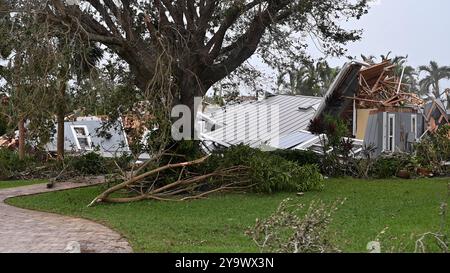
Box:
377, 54, 420, 94
418, 61, 450, 100
316, 61, 339, 95
278, 65, 316, 96
360, 54, 376, 65
278, 61, 339, 97
401, 65, 420, 94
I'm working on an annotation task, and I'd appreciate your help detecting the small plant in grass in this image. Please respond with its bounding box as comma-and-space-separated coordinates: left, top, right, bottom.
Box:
246, 198, 345, 253
372, 183, 450, 253
414, 183, 450, 253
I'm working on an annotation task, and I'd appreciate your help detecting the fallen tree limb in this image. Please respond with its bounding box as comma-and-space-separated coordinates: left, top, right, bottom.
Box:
87, 156, 252, 207
88, 155, 211, 207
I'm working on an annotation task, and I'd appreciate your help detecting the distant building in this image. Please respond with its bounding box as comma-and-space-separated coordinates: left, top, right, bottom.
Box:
45, 116, 132, 158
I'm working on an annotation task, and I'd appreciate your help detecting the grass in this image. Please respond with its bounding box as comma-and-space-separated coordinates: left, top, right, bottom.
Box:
0, 179, 47, 189
6, 177, 450, 253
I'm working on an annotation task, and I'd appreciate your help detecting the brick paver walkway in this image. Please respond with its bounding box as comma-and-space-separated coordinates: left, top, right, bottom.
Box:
0, 181, 132, 253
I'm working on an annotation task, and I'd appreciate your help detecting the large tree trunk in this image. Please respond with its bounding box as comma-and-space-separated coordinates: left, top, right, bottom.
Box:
178, 73, 207, 141
56, 81, 67, 160
18, 118, 26, 160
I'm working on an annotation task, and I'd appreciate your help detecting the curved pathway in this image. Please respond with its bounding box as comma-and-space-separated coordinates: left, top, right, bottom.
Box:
0, 181, 132, 253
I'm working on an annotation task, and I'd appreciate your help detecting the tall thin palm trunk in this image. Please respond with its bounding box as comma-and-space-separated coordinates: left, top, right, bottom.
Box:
434, 80, 440, 99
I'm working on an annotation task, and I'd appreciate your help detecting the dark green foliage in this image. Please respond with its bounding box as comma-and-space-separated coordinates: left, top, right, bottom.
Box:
271, 149, 321, 166
0, 117, 7, 136
112, 153, 134, 171
69, 152, 107, 175
308, 114, 350, 139
169, 140, 204, 162
311, 115, 353, 177
207, 145, 325, 194
0, 149, 31, 179
370, 156, 404, 179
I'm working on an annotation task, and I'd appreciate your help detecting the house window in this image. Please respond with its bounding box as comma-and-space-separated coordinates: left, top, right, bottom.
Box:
387, 114, 395, 153
411, 114, 417, 139
71, 126, 92, 151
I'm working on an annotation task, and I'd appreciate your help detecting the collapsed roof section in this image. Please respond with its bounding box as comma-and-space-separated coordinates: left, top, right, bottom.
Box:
313, 60, 427, 122
313, 62, 363, 121
356, 61, 424, 108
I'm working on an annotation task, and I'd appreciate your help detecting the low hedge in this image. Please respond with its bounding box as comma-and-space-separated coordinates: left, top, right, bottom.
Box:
206, 145, 325, 194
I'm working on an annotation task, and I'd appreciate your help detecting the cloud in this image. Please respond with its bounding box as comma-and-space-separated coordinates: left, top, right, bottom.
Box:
369, 0, 382, 6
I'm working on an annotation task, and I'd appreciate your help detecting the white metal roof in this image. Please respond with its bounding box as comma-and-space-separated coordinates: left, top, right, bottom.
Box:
201, 95, 323, 148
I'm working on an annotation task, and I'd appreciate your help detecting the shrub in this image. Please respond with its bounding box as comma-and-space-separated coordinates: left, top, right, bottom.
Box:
371, 156, 402, 179
207, 145, 325, 194
69, 152, 107, 175
370, 154, 416, 179
110, 153, 134, 171
415, 125, 450, 174
271, 149, 320, 166
0, 149, 32, 179
308, 115, 354, 177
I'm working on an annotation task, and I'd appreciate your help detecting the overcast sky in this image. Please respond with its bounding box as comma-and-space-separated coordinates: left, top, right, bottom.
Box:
3, 1, 450, 93
328, 0, 450, 68
245, 0, 450, 94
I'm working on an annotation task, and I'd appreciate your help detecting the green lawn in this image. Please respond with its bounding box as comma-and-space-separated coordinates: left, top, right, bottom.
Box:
6, 178, 450, 253
0, 179, 47, 189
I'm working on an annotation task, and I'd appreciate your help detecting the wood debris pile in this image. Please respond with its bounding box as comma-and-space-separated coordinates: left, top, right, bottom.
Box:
353, 60, 425, 109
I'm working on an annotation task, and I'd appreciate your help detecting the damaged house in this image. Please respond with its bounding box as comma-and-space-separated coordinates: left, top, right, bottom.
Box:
201, 60, 449, 157
199, 92, 364, 155
0, 114, 154, 160
199, 94, 327, 152
45, 116, 132, 158
315, 60, 449, 157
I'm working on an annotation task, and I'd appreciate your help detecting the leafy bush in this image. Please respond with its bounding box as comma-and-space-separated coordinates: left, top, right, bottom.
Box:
308, 115, 354, 177
271, 149, 320, 166
370, 154, 416, 179
207, 145, 324, 193
0, 149, 34, 179
371, 156, 402, 179
415, 125, 450, 174
69, 152, 107, 175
